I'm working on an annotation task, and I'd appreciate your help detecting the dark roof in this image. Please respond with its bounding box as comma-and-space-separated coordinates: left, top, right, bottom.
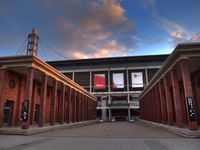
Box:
47, 54, 169, 67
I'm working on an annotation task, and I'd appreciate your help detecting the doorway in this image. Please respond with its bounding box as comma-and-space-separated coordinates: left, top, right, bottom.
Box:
3, 100, 13, 126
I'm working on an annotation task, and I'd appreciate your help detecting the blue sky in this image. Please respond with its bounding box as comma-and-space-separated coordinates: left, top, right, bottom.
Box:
0, 0, 200, 60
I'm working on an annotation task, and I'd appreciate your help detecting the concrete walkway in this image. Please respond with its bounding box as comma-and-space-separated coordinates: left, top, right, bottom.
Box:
34, 122, 181, 138
0, 122, 200, 150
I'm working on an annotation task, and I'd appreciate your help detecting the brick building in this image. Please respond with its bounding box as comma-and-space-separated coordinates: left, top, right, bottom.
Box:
0, 29, 97, 129
139, 42, 200, 131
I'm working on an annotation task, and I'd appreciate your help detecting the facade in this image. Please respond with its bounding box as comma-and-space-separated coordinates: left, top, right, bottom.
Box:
0, 29, 97, 129
48, 55, 168, 121
139, 42, 200, 131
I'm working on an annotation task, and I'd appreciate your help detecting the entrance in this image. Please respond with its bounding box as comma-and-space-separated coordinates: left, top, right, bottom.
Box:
3, 100, 13, 126
112, 109, 128, 121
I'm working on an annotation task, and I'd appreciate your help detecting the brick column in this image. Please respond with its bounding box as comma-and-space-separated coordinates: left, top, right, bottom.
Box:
30, 81, 36, 125
67, 87, 71, 123
82, 95, 85, 121
152, 86, 158, 122
0, 69, 7, 128
86, 97, 88, 120
22, 67, 34, 129
39, 73, 47, 127
151, 88, 156, 122
164, 76, 174, 125
180, 59, 198, 130
146, 92, 150, 120
71, 90, 75, 123
171, 69, 183, 128
159, 80, 167, 124
84, 96, 87, 121
80, 94, 82, 122
155, 83, 162, 123
15, 77, 25, 126
50, 79, 57, 125
76, 92, 80, 122
150, 90, 154, 121
60, 84, 65, 124
73, 90, 77, 122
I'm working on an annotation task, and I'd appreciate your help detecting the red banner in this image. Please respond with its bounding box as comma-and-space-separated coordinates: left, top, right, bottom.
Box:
94, 74, 105, 89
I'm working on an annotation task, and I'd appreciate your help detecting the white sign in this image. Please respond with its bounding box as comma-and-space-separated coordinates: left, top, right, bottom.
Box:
112, 73, 124, 88
131, 72, 143, 88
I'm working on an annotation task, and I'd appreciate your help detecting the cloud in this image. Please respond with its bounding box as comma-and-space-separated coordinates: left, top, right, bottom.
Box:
0, 0, 135, 59
152, 14, 189, 44
51, 0, 134, 59
137, 0, 189, 46
188, 32, 200, 42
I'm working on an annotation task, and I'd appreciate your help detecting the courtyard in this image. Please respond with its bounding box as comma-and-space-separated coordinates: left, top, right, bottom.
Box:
0, 122, 200, 150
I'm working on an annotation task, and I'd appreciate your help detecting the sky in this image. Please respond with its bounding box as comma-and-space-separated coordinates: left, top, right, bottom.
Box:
0, 0, 200, 61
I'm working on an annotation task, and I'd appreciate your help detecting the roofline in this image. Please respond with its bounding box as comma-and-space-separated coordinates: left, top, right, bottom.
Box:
47, 54, 169, 64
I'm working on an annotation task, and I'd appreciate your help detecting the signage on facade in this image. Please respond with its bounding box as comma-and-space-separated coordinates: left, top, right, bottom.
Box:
112, 73, 124, 88
94, 74, 105, 89
187, 97, 196, 121
131, 72, 143, 88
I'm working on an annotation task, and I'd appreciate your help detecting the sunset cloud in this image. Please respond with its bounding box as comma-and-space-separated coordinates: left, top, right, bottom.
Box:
52, 0, 134, 59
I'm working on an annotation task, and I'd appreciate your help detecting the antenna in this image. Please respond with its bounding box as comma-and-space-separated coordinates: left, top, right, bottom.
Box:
27, 28, 39, 56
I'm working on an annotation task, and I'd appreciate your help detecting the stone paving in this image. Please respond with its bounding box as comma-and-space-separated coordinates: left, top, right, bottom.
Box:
0, 122, 200, 150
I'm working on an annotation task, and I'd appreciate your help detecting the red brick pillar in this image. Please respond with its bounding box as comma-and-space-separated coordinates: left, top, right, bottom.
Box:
0, 69, 8, 128
171, 69, 183, 128
15, 77, 25, 126
87, 99, 90, 120
84, 96, 87, 121
22, 67, 34, 129
180, 59, 198, 130
150, 90, 154, 121
86, 97, 89, 120
92, 101, 95, 119
82, 95, 85, 121
80, 94, 83, 122
76, 92, 79, 121
73, 90, 77, 122
155, 84, 162, 123
164, 76, 174, 125
151, 88, 156, 122
78, 93, 81, 122
159, 80, 167, 124
67, 87, 71, 123
39, 73, 47, 127
146, 91, 150, 121
30, 81, 36, 125
50, 79, 57, 125
153, 86, 158, 122
60, 84, 65, 124
143, 97, 146, 120
71, 90, 74, 123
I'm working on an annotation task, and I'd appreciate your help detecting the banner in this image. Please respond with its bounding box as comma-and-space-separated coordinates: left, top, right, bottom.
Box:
112, 73, 124, 88
94, 74, 105, 89
131, 72, 143, 88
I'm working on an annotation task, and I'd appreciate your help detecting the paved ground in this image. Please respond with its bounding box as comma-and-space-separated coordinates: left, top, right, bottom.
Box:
0, 122, 200, 150
34, 122, 181, 138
